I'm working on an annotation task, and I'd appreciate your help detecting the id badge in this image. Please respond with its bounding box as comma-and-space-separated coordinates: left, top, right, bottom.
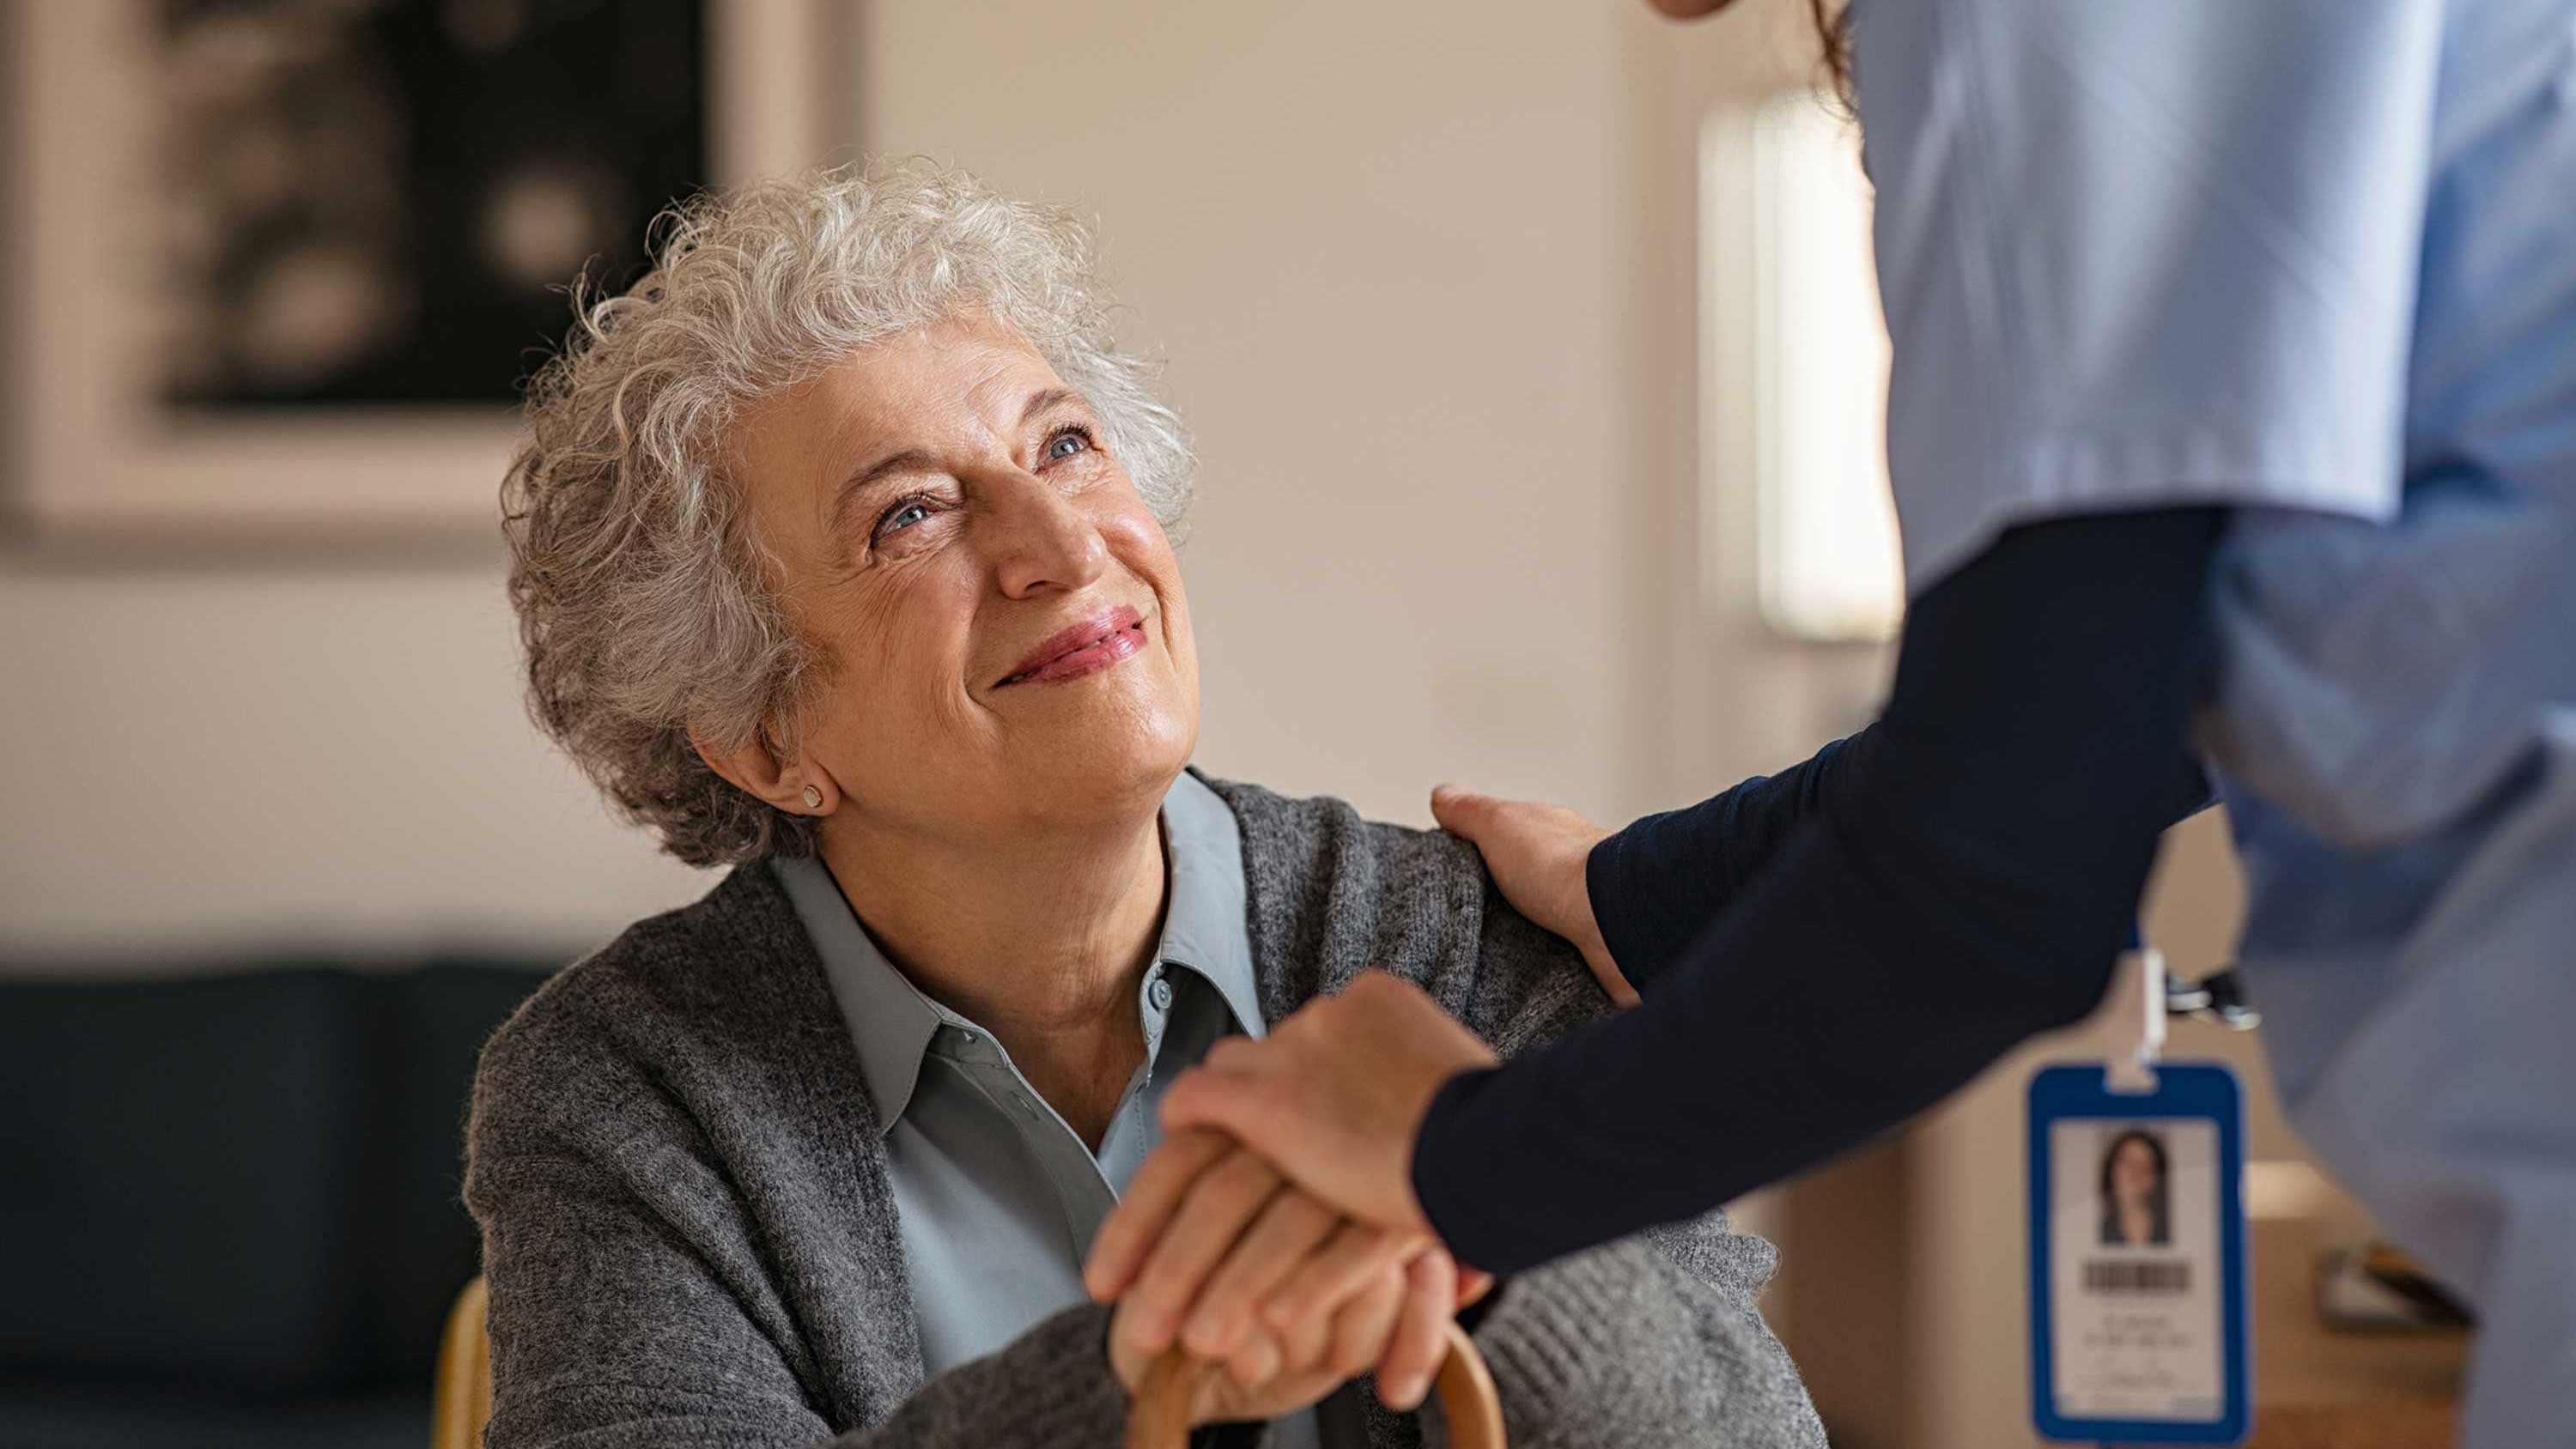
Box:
2028, 1062, 2251, 1444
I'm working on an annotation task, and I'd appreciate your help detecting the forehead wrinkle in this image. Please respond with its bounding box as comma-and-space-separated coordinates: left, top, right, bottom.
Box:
811, 329, 1073, 539
959, 350, 1042, 435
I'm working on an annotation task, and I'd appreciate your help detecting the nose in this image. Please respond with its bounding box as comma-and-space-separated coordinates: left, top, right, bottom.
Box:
980, 471, 1110, 599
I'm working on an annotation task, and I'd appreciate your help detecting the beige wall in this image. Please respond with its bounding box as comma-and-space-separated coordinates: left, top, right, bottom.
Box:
0, 565, 700, 958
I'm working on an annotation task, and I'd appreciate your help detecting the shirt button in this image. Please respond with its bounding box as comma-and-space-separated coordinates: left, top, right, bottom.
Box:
1148, 977, 1175, 1012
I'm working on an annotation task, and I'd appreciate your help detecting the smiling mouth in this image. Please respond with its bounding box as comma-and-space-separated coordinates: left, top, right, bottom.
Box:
997, 607, 1150, 688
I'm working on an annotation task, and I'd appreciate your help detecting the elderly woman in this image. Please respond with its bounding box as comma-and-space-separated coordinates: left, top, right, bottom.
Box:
467, 161, 1821, 1449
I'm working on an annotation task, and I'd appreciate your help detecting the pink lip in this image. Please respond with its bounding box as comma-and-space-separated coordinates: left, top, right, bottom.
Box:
996, 605, 1149, 688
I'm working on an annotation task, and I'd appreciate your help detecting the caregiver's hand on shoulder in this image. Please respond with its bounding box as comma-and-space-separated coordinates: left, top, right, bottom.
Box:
1097, 1129, 1464, 1416
1430, 785, 1637, 1006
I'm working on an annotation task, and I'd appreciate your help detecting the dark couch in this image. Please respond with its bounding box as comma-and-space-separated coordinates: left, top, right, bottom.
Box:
0, 960, 551, 1449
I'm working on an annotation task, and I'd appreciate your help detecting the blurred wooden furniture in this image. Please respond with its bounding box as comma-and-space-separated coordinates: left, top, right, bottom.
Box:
2239, 1181, 2466, 1449
430, 1276, 492, 1449
2117, 1178, 2467, 1449
2237, 1401, 2461, 1448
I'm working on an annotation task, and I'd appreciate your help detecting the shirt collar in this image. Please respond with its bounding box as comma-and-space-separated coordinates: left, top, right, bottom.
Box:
775, 768, 1264, 1136
1157, 770, 1267, 1042
773, 852, 948, 1130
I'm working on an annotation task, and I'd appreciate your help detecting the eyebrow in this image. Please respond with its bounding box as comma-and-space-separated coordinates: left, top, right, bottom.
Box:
825, 387, 1089, 538
1018, 386, 1081, 426
827, 448, 935, 540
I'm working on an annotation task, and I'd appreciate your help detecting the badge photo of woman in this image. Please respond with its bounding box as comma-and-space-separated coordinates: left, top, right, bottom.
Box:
2099, 1129, 2172, 1248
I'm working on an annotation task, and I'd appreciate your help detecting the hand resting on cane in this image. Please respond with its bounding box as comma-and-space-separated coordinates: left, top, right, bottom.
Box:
1090, 986, 1505, 1412
1097, 1128, 1487, 1417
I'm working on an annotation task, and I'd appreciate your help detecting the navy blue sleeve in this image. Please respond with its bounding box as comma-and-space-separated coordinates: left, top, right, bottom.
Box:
1590, 718, 2209, 997
1584, 730, 1877, 990
1412, 507, 2225, 1274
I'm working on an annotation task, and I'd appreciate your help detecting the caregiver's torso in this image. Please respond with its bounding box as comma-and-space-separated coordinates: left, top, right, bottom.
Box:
1850, 8, 2576, 1439
1852, 0, 2576, 850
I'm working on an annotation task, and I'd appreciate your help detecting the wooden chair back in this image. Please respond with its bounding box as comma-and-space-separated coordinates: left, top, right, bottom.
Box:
428, 1276, 491, 1449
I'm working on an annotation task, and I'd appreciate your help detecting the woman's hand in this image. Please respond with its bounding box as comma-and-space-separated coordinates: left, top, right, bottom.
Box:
1091, 977, 1501, 1406
1107, 1246, 1455, 1424
1094, 1128, 1479, 1415
1103, 975, 1497, 1252
1430, 785, 1635, 1006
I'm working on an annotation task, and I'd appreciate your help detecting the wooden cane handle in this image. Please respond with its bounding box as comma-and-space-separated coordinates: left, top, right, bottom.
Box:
1123, 1319, 1504, 1449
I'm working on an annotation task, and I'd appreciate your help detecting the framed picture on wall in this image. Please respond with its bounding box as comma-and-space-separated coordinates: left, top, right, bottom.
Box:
3, 0, 850, 544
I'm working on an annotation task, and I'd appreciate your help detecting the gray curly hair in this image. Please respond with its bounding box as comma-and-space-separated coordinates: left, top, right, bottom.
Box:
502, 160, 1195, 868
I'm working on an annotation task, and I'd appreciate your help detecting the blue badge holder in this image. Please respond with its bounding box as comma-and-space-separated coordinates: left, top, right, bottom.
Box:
2028, 1059, 2251, 1444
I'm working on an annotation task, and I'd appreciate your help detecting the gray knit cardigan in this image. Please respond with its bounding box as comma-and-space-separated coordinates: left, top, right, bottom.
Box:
462, 776, 1825, 1449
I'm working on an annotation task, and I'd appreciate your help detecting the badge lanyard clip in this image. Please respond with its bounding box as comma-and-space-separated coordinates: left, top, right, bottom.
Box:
2104, 938, 2260, 1094
2105, 942, 2167, 1095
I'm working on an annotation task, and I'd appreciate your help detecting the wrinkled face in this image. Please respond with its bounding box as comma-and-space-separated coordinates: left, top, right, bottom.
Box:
2110, 1137, 2161, 1203
732, 315, 1199, 844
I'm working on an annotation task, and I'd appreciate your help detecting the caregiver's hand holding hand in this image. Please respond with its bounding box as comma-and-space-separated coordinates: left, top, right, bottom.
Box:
1091, 974, 1502, 1406
1431, 785, 1634, 1006
1104, 1222, 1442, 1423
1165, 973, 1496, 1233
1093, 1125, 1474, 1413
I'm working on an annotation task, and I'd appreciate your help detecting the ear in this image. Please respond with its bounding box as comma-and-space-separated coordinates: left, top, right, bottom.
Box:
690, 725, 840, 816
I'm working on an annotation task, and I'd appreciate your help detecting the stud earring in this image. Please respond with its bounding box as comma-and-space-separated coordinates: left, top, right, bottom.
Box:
800, 785, 823, 810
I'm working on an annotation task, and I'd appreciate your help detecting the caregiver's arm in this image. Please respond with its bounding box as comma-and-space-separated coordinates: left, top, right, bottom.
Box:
1431, 732, 1880, 1002
1583, 715, 2209, 997
1413, 506, 2227, 1270
1446, 900, 1824, 1449
1455, 676, 2203, 1001
1581, 731, 1875, 986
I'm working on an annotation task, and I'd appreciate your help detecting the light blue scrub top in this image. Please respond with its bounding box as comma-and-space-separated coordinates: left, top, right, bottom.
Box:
1851, 2, 2576, 1442
775, 773, 1341, 1449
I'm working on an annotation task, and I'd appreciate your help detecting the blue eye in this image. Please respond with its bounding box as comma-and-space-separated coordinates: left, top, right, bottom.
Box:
1045, 427, 1092, 462
877, 499, 932, 537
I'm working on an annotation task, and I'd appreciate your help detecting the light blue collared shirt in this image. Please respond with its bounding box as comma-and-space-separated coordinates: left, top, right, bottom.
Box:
1854, 3, 2576, 1441
776, 772, 1334, 1449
